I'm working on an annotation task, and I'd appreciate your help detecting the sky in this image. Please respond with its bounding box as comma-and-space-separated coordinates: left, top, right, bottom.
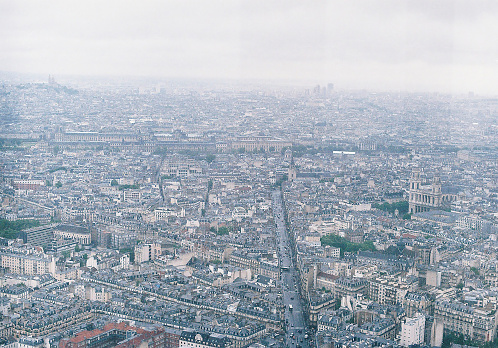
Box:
0, 0, 497, 94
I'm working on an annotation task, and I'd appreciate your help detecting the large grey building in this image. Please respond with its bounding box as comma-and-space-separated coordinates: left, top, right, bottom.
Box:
19, 225, 55, 247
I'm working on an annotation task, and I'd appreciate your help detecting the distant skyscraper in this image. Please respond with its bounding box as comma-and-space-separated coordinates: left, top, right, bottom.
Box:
327, 83, 334, 93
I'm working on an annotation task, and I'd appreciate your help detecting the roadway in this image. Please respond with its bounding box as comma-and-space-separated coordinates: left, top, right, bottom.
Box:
272, 190, 312, 348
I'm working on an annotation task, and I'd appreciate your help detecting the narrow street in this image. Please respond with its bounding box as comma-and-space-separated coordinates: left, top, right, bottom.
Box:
272, 190, 312, 348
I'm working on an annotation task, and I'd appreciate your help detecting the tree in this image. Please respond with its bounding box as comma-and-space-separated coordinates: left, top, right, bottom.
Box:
320, 233, 376, 256
120, 248, 135, 263
216, 226, 230, 235
111, 179, 119, 186
0, 219, 40, 239
274, 174, 288, 188
441, 332, 485, 348
373, 201, 409, 216
205, 154, 216, 163
55, 181, 62, 188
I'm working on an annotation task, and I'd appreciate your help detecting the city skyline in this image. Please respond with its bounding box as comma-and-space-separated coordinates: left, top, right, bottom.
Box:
1, 2, 498, 347
0, 64, 497, 348
1, 0, 497, 94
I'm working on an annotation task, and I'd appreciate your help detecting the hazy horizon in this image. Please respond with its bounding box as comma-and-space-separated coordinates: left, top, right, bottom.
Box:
1, 0, 497, 95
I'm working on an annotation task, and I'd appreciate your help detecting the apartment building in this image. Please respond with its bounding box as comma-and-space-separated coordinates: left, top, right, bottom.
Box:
435, 300, 497, 343
0, 252, 55, 276
369, 276, 416, 306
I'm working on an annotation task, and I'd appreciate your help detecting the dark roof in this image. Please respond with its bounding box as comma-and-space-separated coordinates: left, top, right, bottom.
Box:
180, 330, 231, 347
55, 224, 89, 234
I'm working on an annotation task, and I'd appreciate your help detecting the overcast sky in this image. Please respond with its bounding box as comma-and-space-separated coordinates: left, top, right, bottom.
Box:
1, 0, 497, 94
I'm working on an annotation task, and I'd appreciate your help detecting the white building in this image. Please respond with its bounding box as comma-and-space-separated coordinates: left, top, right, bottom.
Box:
53, 225, 91, 245
87, 285, 111, 302
134, 243, 161, 264
119, 254, 130, 270
399, 313, 425, 347
0, 252, 55, 276
123, 189, 142, 202
323, 245, 340, 258
154, 207, 184, 221
86, 255, 98, 269
232, 206, 254, 221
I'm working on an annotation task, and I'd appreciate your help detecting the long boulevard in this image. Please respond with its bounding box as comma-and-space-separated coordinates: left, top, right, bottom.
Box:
272, 190, 312, 348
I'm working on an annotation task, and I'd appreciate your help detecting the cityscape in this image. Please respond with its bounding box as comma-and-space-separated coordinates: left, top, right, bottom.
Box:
1, 1, 498, 348
0, 77, 497, 348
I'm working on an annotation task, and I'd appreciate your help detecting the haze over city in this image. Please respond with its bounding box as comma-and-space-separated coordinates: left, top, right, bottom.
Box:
1, 2, 498, 348
1, 0, 497, 94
